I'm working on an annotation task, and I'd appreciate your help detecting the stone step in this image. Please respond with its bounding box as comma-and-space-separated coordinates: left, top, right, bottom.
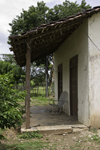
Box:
21, 124, 88, 134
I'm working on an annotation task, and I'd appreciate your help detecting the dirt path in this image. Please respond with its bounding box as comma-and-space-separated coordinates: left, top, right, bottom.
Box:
41, 129, 100, 149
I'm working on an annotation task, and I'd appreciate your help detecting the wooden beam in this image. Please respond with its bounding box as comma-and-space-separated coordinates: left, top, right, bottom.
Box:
25, 46, 31, 129
46, 56, 48, 97
11, 24, 72, 47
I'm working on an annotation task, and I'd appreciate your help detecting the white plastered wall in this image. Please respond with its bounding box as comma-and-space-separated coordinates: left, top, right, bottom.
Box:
54, 20, 90, 126
88, 12, 100, 127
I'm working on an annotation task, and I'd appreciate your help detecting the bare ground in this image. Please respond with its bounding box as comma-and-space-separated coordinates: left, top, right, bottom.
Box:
1, 127, 100, 150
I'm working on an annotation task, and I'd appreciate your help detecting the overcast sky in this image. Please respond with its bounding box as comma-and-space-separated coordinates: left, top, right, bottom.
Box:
0, 0, 100, 54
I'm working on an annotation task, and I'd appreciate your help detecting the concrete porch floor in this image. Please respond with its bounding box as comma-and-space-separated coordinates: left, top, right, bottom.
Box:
22, 105, 81, 128
21, 105, 88, 133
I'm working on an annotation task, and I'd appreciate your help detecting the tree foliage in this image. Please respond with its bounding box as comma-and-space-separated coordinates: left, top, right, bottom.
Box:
8, 0, 91, 39
0, 60, 25, 86
81, 0, 91, 9
0, 54, 15, 64
0, 74, 26, 129
30, 62, 45, 86
0, 54, 46, 86
8, 1, 49, 37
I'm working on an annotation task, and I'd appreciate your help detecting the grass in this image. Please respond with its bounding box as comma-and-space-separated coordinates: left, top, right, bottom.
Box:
19, 92, 54, 107
0, 129, 6, 140
70, 132, 100, 150
89, 134, 100, 143
89, 128, 98, 134
1, 128, 100, 150
1, 141, 49, 150
0, 130, 51, 150
18, 85, 55, 106
30, 86, 54, 97
30, 96, 50, 106
30, 86, 55, 106
0, 134, 5, 140
0, 130, 54, 150
18, 131, 43, 139
31, 86, 46, 96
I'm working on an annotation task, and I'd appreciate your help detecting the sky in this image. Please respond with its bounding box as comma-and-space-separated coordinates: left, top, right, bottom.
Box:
0, 0, 100, 55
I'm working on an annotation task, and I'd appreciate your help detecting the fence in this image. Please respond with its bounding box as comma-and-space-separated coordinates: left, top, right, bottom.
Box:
17, 84, 54, 97
30, 85, 54, 97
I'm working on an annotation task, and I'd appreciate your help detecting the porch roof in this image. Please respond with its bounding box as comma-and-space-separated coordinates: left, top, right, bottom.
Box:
9, 6, 100, 67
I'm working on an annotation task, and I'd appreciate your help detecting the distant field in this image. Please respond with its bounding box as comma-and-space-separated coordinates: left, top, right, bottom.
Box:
18, 86, 54, 106
30, 86, 53, 97
30, 86, 54, 106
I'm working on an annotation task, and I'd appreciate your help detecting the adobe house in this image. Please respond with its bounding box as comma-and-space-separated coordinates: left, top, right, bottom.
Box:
9, 6, 100, 128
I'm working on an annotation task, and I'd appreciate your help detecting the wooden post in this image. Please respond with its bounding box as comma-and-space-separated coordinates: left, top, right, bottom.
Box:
46, 56, 48, 97
25, 47, 31, 129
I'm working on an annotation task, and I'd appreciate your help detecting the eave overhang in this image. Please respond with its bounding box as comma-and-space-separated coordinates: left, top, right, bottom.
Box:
9, 6, 100, 67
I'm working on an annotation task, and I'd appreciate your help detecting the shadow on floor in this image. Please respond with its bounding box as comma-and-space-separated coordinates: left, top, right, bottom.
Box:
22, 105, 81, 128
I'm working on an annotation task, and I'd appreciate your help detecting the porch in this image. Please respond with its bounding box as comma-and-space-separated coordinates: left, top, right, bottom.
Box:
22, 105, 81, 128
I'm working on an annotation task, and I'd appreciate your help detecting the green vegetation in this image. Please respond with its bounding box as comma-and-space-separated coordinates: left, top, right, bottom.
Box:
30, 86, 46, 97
30, 86, 54, 106
0, 129, 6, 140
0, 60, 26, 86
0, 74, 26, 129
90, 128, 97, 134
8, 0, 91, 39
0, 54, 50, 90
18, 131, 43, 139
30, 96, 50, 106
1, 141, 49, 150
1, 128, 100, 150
89, 134, 100, 143
30, 86, 53, 97
70, 130, 100, 150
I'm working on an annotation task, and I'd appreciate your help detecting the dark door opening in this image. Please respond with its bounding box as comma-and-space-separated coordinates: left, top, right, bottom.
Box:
70, 55, 78, 117
58, 64, 63, 99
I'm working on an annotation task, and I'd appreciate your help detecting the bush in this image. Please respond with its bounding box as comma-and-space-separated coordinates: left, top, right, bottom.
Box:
0, 74, 26, 129
18, 131, 43, 139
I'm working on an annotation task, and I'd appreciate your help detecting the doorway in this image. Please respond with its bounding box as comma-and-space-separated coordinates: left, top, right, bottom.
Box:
70, 55, 78, 117
58, 64, 63, 99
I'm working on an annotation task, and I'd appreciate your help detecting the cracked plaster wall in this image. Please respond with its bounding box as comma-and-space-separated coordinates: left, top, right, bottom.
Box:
88, 12, 100, 127
54, 20, 89, 126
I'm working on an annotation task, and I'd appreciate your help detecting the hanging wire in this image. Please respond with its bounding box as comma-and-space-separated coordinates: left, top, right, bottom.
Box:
87, 34, 100, 51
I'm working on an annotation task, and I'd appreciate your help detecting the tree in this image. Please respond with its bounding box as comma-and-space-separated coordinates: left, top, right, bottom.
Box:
8, 1, 49, 39
0, 61, 12, 74
8, 0, 91, 43
0, 54, 15, 64
0, 54, 46, 87
81, 0, 91, 9
46, 0, 91, 22
0, 60, 25, 86
30, 62, 45, 86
